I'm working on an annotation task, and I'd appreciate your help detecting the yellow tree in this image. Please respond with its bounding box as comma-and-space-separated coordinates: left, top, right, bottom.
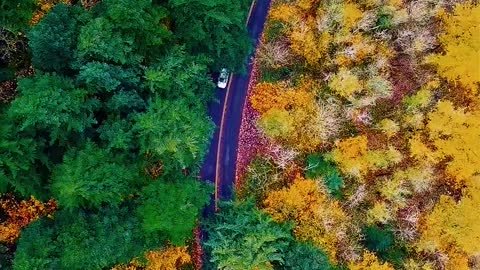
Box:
111, 246, 192, 270
251, 80, 322, 151
258, 108, 295, 140
331, 136, 402, 179
329, 68, 363, 100
331, 135, 369, 177
144, 247, 192, 270
426, 100, 480, 184
263, 177, 349, 261
426, 4, 480, 94
417, 177, 480, 269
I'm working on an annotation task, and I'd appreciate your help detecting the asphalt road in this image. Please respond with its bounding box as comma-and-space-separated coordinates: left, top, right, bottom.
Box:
200, 0, 271, 214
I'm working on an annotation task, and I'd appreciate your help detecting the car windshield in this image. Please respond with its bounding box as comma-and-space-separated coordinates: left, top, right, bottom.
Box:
219, 69, 228, 82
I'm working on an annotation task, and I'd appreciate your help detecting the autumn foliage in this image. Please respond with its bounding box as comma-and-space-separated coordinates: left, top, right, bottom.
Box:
239, 0, 480, 269
144, 247, 192, 270
426, 4, 480, 95
263, 177, 351, 261
0, 195, 56, 243
111, 246, 192, 270
30, 0, 72, 25
250, 80, 322, 151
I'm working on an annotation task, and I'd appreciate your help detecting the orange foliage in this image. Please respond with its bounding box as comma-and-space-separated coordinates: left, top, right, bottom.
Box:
30, 0, 72, 25
251, 80, 322, 151
144, 246, 192, 270
111, 246, 191, 270
0, 195, 57, 243
263, 177, 349, 261
250, 82, 289, 114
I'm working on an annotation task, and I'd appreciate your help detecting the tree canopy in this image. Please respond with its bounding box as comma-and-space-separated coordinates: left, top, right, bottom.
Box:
1, 0, 252, 268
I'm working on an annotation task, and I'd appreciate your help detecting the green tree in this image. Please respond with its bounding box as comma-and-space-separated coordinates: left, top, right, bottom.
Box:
97, 117, 136, 151
77, 61, 139, 93
136, 176, 210, 245
362, 225, 407, 268
306, 154, 344, 199
135, 98, 214, 171
105, 90, 145, 115
0, 0, 36, 32
12, 219, 59, 270
76, 0, 171, 66
55, 207, 148, 269
13, 206, 151, 270
204, 201, 292, 270
0, 122, 46, 198
77, 17, 140, 65
168, 0, 252, 71
29, 4, 82, 73
144, 46, 215, 105
281, 242, 334, 270
7, 74, 99, 145
52, 142, 140, 210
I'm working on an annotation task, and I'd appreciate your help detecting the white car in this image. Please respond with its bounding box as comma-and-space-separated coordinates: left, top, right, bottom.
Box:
217, 68, 229, 89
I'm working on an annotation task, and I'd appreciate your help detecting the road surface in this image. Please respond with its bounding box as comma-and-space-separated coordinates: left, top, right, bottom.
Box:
200, 0, 271, 214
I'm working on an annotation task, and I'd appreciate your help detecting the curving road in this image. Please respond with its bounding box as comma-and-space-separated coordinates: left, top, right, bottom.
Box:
200, 0, 271, 214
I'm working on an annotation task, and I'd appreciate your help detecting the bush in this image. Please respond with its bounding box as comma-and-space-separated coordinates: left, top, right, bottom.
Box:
237, 157, 285, 203
204, 200, 292, 270
281, 242, 334, 270
376, 13, 393, 31
264, 20, 286, 42
306, 154, 344, 199
260, 66, 291, 83
362, 225, 408, 268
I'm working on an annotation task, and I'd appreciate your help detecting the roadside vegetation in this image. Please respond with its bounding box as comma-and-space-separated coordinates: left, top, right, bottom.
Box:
207, 0, 480, 269
0, 0, 251, 269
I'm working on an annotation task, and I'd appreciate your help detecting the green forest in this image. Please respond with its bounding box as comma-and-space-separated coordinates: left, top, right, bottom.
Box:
1, 0, 251, 269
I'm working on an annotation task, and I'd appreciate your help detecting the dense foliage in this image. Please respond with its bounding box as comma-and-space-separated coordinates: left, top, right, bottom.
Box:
1, 0, 251, 268
204, 200, 335, 270
228, 0, 480, 269
4, 0, 479, 269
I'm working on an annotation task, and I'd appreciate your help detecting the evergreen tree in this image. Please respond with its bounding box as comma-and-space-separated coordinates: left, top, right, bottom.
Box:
14, 206, 151, 270
12, 219, 59, 270
136, 175, 210, 245
204, 201, 292, 270
135, 98, 214, 172
281, 242, 334, 270
29, 4, 82, 73
0, 122, 46, 198
76, 0, 171, 66
7, 74, 99, 145
0, 0, 36, 32
52, 142, 141, 210
144, 46, 215, 105
168, 0, 252, 71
